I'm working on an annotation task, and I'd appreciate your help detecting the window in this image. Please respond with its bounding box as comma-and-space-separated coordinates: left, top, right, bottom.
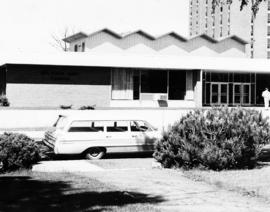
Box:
251, 25, 254, 36
111, 69, 133, 100
268, 26, 270, 36
106, 121, 129, 132
141, 70, 167, 93
130, 121, 153, 132
68, 121, 104, 132
74, 44, 78, 52
82, 42, 85, 52
268, 38, 270, 48
268, 51, 270, 59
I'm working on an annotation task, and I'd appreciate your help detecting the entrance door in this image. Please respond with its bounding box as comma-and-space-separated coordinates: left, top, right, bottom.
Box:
242, 84, 251, 105
210, 83, 228, 105
233, 83, 251, 106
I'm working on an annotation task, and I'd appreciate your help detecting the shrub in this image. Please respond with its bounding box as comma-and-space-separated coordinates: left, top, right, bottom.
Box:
0, 133, 44, 172
79, 105, 95, 110
60, 104, 72, 109
0, 95, 10, 107
154, 107, 270, 170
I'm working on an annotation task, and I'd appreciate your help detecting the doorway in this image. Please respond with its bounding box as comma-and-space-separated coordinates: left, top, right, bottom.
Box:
210, 83, 229, 105
233, 83, 251, 106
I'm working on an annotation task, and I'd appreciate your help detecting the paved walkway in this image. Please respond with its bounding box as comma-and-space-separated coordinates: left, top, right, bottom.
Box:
33, 158, 270, 211
82, 167, 270, 212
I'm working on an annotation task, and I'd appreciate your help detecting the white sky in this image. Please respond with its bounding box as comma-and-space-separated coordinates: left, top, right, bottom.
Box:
0, 0, 190, 53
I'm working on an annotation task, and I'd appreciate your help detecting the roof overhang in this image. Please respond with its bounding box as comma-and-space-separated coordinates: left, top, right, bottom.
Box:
63, 32, 88, 43
1, 52, 270, 73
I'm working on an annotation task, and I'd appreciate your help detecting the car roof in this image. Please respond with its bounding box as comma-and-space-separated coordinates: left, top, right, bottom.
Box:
58, 114, 146, 122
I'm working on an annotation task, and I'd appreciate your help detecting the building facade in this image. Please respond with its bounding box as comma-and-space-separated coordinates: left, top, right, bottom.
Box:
189, 0, 270, 59
1, 29, 267, 109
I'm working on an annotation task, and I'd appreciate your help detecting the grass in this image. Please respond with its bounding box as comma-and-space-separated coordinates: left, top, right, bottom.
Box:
0, 170, 162, 212
183, 163, 270, 203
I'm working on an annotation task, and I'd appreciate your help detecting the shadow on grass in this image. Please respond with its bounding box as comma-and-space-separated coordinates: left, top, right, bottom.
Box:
0, 176, 164, 212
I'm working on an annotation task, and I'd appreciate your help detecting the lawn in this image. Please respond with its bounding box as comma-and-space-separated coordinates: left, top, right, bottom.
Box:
183, 163, 270, 204
0, 170, 162, 212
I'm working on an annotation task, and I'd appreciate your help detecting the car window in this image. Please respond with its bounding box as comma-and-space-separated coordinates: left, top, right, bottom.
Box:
68, 121, 104, 132
54, 116, 68, 130
106, 121, 129, 132
131, 121, 153, 132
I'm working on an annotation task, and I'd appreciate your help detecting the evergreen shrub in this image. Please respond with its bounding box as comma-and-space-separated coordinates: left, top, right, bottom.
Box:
153, 107, 270, 170
0, 133, 44, 172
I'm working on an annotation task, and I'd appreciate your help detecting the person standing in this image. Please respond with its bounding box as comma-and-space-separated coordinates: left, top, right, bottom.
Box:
262, 88, 270, 109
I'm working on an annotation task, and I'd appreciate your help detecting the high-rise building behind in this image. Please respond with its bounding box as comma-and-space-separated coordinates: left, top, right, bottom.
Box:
189, 0, 270, 59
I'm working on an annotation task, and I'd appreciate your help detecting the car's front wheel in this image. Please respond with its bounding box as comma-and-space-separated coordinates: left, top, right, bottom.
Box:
84, 147, 105, 160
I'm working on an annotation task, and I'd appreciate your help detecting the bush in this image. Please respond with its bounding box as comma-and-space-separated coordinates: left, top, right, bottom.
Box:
154, 107, 270, 170
0, 133, 44, 172
0, 95, 10, 107
79, 105, 95, 110
60, 104, 72, 109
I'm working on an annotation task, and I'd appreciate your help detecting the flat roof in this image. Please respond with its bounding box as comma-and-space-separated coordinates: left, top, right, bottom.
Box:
1, 52, 270, 73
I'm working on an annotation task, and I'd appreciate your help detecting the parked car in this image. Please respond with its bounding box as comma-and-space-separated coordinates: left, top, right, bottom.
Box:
43, 115, 161, 159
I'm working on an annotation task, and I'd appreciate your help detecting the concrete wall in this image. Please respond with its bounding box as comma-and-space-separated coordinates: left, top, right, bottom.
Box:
0, 109, 192, 131
69, 29, 247, 58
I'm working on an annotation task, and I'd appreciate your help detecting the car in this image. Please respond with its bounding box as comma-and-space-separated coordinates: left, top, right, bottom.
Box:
43, 114, 162, 159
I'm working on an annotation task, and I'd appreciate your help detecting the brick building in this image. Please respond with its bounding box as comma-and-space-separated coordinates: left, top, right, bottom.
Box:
0, 29, 254, 108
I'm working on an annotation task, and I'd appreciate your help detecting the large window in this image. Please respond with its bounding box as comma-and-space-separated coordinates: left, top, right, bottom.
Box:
141, 70, 167, 93
203, 72, 256, 106
111, 68, 189, 101
169, 71, 186, 100
111, 69, 133, 100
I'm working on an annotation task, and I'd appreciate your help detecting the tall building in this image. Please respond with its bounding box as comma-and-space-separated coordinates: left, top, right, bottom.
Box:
189, 0, 270, 59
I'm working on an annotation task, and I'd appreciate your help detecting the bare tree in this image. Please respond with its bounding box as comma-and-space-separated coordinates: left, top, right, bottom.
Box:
50, 27, 73, 51
212, 0, 265, 16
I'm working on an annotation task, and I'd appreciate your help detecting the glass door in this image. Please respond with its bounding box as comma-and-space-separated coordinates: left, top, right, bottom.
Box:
233, 83, 251, 106
242, 84, 251, 105
233, 83, 241, 105
211, 83, 219, 104
211, 83, 228, 105
220, 84, 228, 104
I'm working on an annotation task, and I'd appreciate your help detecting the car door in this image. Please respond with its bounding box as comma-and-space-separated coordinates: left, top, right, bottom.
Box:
105, 120, 135, 152
130, 120, 156, 152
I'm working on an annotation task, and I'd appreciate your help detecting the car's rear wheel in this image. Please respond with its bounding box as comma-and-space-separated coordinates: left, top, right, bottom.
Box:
85, 147, 105, 160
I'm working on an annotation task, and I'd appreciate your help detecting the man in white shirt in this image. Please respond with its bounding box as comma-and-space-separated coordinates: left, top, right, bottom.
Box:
262, 88, 270, 109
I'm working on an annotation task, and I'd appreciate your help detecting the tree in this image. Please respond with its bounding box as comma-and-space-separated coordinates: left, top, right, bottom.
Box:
212, 0, 265, 16
50, 27, 73, 52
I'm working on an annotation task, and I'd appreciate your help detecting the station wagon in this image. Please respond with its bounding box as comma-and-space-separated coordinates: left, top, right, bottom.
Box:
43, 115, 161, 159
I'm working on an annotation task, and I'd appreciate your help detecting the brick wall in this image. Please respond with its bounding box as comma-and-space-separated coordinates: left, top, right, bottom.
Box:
6, 84, 111, 108
6, 65, 111, 108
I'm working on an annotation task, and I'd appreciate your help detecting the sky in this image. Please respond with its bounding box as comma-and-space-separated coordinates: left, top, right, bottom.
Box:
0, 0, 190, 53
